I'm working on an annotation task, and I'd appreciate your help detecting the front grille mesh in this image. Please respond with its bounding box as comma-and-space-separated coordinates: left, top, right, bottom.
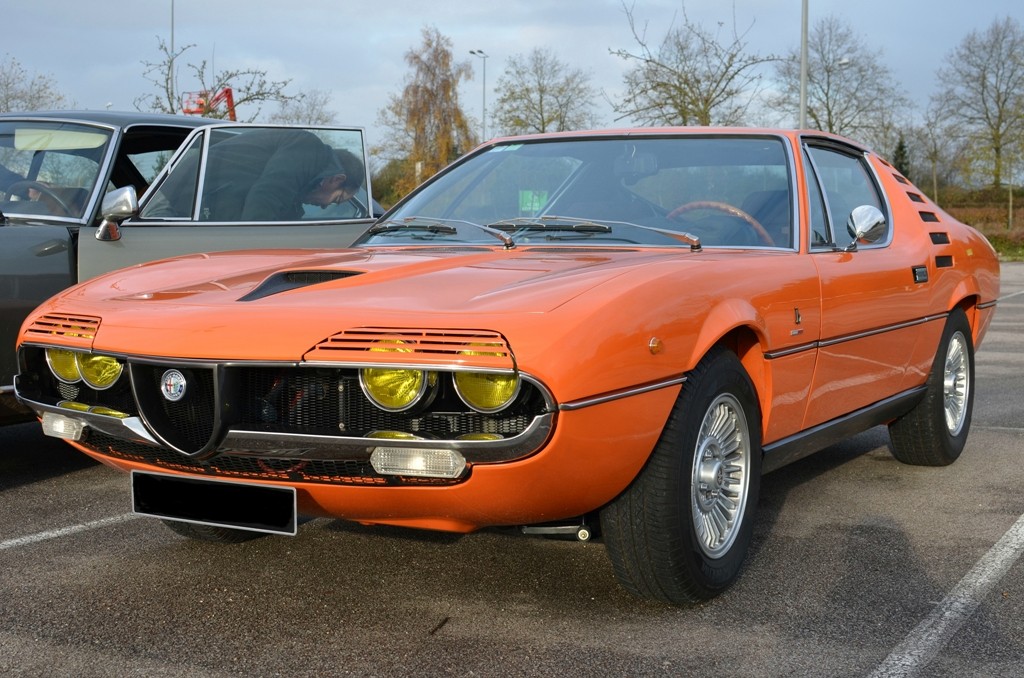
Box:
19, 344, 543, 486
236, 367, 533, 438
131, 364, 217, 454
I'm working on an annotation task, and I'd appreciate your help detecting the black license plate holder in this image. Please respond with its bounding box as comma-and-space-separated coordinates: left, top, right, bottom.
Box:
131, 471, 297, 536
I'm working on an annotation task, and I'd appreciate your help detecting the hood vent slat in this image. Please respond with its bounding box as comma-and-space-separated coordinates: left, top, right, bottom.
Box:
238, 270, 362, 302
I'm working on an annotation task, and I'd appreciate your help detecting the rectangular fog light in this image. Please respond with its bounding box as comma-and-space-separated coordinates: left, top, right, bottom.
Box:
370, 447, 466, 479
41, 412, 86, 441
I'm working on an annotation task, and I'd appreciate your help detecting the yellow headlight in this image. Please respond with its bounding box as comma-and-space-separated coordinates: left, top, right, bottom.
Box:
454, 371, 520, 413
76, 353, 123, 390
46, 348, 81, 383
457, 432, 504, 441
359, 340, 436, 411
57, 400, 91, 411
360, 367, 432, 411
366, 430, 423, 440
89, 406, 130, 419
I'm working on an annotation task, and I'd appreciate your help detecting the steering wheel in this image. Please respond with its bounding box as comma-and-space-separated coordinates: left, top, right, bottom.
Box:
667, 200, 774, 246
6, 180, 74, 217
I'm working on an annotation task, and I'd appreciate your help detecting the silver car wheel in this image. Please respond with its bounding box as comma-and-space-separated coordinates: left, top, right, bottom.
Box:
691, 393, 751, 559
944, 330, 970, 436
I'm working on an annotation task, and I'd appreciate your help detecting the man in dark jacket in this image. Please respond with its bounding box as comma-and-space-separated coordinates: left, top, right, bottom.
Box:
145, 128, 365, 221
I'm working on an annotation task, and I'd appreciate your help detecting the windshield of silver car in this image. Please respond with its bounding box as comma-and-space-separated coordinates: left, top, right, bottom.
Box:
0, 121, 111, 220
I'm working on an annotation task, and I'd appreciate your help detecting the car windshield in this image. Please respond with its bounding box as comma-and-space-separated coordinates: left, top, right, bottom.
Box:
361, 135, 795, 249
0, 120, 112, 220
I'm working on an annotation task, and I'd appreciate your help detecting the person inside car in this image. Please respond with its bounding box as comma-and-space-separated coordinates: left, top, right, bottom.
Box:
145, 128, 365, 221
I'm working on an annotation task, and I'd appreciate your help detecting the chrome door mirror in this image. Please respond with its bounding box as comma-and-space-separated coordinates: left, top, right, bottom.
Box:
95, 186, 138, 242
844, 204, 887, 251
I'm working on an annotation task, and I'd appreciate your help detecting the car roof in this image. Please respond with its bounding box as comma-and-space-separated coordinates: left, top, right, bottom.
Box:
0, 109, 211, 130
484, 126, 870, 153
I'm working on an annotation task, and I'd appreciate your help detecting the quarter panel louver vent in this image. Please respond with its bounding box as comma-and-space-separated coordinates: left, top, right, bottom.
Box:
305, 328, 516, 370
919, 211, 940, 223
929, 232, 951, 245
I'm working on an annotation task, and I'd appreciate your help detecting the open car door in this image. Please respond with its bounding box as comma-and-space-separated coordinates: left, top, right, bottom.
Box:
76, 124, 375, 280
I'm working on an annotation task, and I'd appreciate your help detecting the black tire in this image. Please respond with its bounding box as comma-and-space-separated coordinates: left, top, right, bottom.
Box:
600, 346, 762, 604
888, 308, 975, 466
160, 519, 266, 543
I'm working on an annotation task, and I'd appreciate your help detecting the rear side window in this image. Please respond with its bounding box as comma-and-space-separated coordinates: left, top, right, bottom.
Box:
804, 144, 885, 250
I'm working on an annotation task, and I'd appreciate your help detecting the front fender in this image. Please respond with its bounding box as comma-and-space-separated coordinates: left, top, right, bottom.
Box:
690, 297, 768, 371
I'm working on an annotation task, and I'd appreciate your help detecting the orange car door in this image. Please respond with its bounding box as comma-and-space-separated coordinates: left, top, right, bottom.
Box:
801, 142, 933, 428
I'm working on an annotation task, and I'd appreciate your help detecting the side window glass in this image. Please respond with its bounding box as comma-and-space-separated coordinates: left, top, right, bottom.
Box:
140, 133, 204, 219
805, 145, 885, 249
140, 127, 371, 222
803, 150, 828, 248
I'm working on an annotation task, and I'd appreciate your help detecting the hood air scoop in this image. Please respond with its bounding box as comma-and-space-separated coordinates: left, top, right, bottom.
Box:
238, 270, 363, 302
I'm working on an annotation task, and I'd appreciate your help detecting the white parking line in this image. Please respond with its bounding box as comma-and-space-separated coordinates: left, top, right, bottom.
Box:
869, 511, 1024, 677
0, 513, 139, 551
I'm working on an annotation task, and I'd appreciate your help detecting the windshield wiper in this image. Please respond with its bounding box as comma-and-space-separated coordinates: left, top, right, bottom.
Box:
369, 216, 516, 249
489, 216, 613, 233
615, 222, 702, 250
367, 218, 458, 236
493, 216, 701, 250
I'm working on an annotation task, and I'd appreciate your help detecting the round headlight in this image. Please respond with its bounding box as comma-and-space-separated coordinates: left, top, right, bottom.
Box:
360, 367, 432, 411
359, 340, 436, 412
46, 348, 82, 383
454, 371, 520, 413
76, 353, 123, 390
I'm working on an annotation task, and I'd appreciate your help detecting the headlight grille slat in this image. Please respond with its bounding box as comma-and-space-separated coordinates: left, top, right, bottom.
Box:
305, 327, 515, 370
24, 314, 100, 346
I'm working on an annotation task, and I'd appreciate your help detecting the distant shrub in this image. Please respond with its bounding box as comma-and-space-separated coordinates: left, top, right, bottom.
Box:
946, 205, 1021, 231
949, 211, 1024, 260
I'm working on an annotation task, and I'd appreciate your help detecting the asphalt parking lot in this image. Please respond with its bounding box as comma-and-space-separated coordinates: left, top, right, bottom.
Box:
2, 264, 1022, 677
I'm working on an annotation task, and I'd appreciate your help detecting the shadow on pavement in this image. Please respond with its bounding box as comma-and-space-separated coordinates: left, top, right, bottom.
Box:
0, 420, 98, 491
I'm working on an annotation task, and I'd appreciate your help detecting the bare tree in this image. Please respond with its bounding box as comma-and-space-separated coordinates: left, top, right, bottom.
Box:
266, 90, 337, 125
934, 16, 1024, 188
906, 102, 970, 205
771, 15, 912, 146
0, 54, 70, 112
376, 26, 475, 197
611, 2, 773, 126
134, 37, 297, 122
492, 48, 600, 135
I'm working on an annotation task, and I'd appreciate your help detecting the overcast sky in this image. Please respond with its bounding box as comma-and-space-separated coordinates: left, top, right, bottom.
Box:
8, 0, 1021, 147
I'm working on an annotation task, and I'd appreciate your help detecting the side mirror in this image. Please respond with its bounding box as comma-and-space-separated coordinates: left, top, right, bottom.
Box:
95, 186, 138, 242
843, 204, 887, 251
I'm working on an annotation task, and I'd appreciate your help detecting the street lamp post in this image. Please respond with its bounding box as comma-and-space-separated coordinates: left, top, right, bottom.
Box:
470, 49, 489, 141
799, 0, 808, 129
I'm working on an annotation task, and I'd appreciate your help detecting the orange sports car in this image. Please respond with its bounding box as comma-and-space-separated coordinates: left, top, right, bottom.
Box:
14, 129, 1000, 605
